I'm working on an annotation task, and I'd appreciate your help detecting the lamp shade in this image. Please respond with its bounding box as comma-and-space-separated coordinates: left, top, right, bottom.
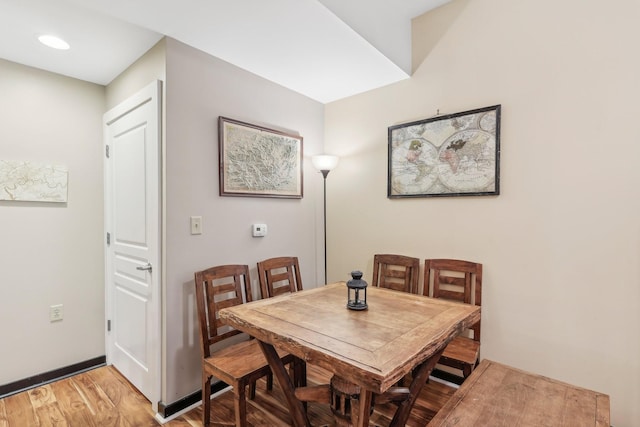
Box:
312, 154, 339, 172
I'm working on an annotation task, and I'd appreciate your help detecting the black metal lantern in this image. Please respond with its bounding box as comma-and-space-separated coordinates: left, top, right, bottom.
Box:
346, 270, 368, 310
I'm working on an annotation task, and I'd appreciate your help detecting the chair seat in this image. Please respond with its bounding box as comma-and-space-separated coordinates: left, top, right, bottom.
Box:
441, 336, 480, 366
204, 339, 270, 381
204, 339, 293, 383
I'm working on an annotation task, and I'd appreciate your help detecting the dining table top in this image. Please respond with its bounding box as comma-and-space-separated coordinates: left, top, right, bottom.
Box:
219, 282, 481, 394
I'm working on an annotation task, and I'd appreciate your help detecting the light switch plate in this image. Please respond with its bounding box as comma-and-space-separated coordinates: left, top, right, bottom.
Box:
190, 216, 202, 235
50, 304, 63, 322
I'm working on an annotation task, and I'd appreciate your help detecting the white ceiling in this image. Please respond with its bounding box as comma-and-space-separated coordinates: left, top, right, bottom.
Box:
0, 0, 449, 103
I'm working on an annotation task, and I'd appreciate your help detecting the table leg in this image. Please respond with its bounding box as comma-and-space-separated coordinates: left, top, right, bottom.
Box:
330, 376, 374, 427
354, 388, 373, 427
258, 341, 311, 427
389, 347, 445, 427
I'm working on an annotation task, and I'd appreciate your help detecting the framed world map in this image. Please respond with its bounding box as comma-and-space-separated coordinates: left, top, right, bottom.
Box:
219, 117, 303, 198
388, 105, 501, 198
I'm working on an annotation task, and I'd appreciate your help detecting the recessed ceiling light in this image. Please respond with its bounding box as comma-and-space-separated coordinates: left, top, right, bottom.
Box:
38, 35, 70, 50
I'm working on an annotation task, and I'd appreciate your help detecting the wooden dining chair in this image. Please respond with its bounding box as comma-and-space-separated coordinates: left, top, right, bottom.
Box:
256, 256, 308, 390
371, 254, 420, 294
194, 264, 298, 426
256, 256, 303, 298
424, 259, 483, 379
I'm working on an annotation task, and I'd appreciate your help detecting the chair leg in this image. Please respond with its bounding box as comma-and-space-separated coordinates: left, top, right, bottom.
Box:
295, 358, 307, 387
249, 380, 257, 399
290, 358, 308, 411
202, 374, 211, 426
288, 364, 295, 386
266, 370, 274, 390
233, 381, 248, 427
463, 363, 473, 378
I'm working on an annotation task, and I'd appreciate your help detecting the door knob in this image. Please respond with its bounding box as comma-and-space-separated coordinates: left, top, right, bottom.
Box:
136, 263, 152, 272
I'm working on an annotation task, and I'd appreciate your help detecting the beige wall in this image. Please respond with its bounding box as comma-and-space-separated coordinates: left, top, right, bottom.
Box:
324, 0, 640, 425
105, 39, 166, 110
14, 34, 323, 407
0, 59, 106, 384
162, 38, 325, 402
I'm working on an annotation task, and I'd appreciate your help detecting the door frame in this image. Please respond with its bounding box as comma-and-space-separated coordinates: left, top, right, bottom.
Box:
103, 80, 162, 410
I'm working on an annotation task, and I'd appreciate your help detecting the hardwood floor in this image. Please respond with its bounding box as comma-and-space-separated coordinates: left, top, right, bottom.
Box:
0, 364, 456, 426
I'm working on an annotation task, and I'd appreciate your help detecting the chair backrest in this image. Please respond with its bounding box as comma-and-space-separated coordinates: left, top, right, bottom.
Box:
424, 259, 483, 341
194, 264, 253, 358
256, 256, 303, 299
371, 254, 420, 294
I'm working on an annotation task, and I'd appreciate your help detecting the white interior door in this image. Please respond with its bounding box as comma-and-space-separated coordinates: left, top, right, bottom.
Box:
104, 81, 161, 408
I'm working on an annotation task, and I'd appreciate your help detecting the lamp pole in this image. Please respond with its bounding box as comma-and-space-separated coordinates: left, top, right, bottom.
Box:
320, 169, 329, 284
312, 155, 339, 285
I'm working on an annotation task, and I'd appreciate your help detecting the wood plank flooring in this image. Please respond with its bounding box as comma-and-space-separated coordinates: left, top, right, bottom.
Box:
0, 364, 456, 426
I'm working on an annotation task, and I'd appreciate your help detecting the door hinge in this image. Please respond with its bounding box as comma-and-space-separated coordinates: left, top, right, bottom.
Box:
105, 145, 110, 158
106, 232, 111, 245
107, 319, 111, 332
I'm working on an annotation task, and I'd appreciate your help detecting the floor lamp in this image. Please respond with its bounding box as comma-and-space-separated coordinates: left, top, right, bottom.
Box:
312, 154, 339, 284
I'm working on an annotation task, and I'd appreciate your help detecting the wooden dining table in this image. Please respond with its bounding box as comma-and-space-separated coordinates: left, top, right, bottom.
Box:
219, 282, 481, 427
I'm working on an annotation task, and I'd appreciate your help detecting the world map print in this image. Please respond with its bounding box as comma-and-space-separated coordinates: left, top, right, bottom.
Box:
0, 160, 68, 202
388, 106, 500, 197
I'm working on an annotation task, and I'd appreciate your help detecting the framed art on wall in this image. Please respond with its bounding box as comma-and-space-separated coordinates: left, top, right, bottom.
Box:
219, 117, 303, 198
0, 160, 68, 202
388, 105, 501, 198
